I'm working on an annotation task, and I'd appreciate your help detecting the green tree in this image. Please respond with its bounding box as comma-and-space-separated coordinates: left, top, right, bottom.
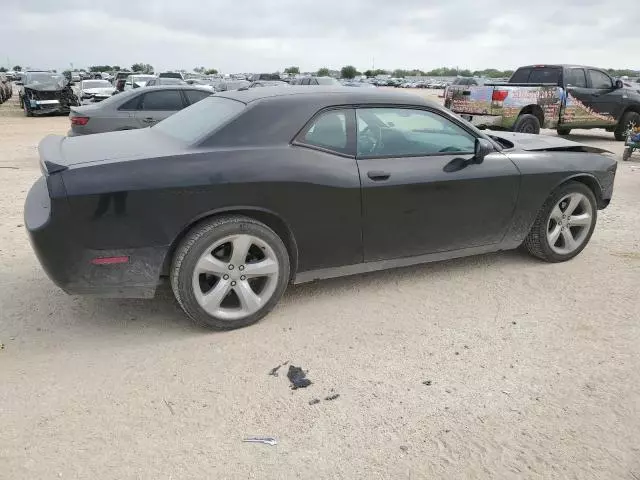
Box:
340, 65, 358, 79
131, 63, 153, 74
13, 65, 22, 72
193, 67, 205, 74
317, 67, 330, 77
284, 66, 300, 74
205, 68, 218, 75
0, 67, 6, 72
112, 66, 121, 71
89, 65, 112, 72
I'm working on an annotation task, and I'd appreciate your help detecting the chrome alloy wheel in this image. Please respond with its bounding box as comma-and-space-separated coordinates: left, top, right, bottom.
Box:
546, 192, 594, 255
192, 234, 279, 321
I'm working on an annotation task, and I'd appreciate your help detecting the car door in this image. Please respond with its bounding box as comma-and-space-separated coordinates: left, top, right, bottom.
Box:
562, 68, 618, 127
134, 89, 186, 127
356, 107, 520, 261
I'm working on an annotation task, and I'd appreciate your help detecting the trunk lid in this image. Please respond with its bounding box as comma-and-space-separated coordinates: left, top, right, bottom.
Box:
38, 128, 184, 174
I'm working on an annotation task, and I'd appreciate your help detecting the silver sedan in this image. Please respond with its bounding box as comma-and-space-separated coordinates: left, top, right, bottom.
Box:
68, 85, 212, 136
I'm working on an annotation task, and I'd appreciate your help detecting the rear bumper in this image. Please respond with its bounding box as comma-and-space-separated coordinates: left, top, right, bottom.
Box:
25, 176, 165, 298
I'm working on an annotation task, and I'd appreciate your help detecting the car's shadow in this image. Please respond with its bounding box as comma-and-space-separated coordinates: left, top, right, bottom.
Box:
3, 249, 542, 349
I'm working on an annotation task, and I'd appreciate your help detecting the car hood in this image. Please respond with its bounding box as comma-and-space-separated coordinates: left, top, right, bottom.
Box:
83, 87, 115, 95
486, 130, 612, 154
39, 129, 183, 174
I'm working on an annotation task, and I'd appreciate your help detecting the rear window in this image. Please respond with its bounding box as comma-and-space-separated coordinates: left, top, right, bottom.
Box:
153, 96, 245, 144
510, 67, 561, 85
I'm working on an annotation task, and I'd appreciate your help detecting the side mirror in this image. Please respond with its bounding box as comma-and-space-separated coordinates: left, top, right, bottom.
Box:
615, 79, 624, 89
473, 138, 494, 164
15, 81, 23, 86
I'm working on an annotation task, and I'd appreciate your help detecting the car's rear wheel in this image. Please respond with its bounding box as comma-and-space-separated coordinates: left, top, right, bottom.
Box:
513, 114, 541, 134
523, 181, 597, 262
556, 128, 571, 136
614, 111, 640, 141
171, 216, 290, 330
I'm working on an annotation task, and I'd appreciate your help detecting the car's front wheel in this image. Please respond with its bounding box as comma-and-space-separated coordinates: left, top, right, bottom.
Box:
523, 181, 597, 262
171, 216, 290, 330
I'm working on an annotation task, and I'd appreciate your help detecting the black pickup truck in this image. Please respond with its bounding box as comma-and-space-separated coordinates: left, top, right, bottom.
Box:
445, 64, 640, 140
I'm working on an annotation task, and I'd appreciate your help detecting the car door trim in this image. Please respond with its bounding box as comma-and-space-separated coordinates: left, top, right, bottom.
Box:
293, 243, 500, 284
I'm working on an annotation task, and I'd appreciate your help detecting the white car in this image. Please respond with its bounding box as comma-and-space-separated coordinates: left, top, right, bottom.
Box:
75, 79, 116, 104
123, 75, 156, 91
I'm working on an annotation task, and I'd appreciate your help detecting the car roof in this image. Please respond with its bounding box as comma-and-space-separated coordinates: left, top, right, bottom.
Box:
516, 64, 603, 70
217, 86, 436, 107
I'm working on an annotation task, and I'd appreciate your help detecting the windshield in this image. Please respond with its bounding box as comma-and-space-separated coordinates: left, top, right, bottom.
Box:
25, 72, 64, 85
153, 96, 245, 144
316, 77, 339, 85
160, 78, 186, 85
82, 80, 112, 89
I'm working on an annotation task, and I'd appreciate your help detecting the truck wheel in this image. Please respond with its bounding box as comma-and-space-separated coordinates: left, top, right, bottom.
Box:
556, 128, 571, 136
513, 114, 540, 134
614, 112, 640, 141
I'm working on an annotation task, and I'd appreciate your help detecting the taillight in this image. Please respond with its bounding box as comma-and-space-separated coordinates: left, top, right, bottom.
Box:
492, 90, 509, 102
71, 116, 89, 126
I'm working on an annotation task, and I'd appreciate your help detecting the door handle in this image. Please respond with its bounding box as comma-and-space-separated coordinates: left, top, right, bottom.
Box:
142, 117, 154, 123
367, 170, 391, 181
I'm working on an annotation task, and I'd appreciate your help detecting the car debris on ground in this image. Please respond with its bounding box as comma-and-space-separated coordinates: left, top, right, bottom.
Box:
243, 437, 278, 446
287, 365, 312, 389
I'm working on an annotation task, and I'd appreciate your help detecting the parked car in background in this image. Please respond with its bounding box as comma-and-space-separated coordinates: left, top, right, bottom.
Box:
27, 87, 616, 330
248, 80, 289, 88
145, 77, 187, 87
67, 85, 211, 135
249, 73, 281, 81
289, 76, 340, 86
158, 72, 184, 80
113, 71, 133, 92
212, 80, 251, 92
75, 79, 116, 104
342, 81, 376, 88
0, 73, 12, 103
445, 64, 640, 139
123, 75, 156, 91
17, 71, 79, 116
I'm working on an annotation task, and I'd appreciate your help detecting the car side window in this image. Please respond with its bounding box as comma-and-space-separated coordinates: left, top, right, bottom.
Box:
588, 70, 613, 89
565, 68, 587, 88
356, 108, 475, 157
184, 90, 211, 105
301, 78, 310, 86
118, 94, 142, 111
298, 110, 348, 153
140, 90, 184, 111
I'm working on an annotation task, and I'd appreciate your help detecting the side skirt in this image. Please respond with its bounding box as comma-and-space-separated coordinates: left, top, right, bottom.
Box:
293, 244, 505, 284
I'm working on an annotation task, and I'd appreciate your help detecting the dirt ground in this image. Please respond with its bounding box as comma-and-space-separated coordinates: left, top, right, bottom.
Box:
1, 91, 639, 480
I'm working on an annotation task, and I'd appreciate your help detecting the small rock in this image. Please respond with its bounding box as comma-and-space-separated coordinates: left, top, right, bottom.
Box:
422, 380, 432, 386
0, 343, 4, 350
324, 394, 340, 401
463, 345, 469, 349
445, 388, 452, 393
454, 352, 460, 356
399, 445, 409, 452
512, 321, 517, 325
16, 224, 23, 228
308, 398, 320, 405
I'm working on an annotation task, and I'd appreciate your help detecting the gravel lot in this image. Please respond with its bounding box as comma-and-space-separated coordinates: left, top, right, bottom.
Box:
1, 91, 639, 479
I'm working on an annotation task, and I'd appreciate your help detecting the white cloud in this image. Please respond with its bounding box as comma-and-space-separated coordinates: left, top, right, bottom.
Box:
4, 1, 637, 73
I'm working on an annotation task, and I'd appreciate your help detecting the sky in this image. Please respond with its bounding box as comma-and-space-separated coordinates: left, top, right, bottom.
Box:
3, 1, 638, 73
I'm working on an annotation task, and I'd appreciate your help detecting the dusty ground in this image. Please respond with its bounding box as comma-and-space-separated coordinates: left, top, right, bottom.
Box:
1, 90, 639, 480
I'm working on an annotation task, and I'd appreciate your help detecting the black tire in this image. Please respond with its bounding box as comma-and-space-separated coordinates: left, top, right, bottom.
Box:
513, 114, 540, 134
556, 128, 571, 136
171, 215, 290, 330
23, 100, 33, 117
523, 181, 597, 262
614, 111, 640, 141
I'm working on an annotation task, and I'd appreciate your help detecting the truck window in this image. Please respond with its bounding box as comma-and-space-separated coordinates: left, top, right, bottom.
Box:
588, 70, 613, 89
528, 68, 561, 85
509, 68, 531, 83
565, 68, 587, 88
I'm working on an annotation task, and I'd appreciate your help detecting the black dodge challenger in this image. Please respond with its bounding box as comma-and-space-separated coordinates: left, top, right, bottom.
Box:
25, 87, 617, 330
